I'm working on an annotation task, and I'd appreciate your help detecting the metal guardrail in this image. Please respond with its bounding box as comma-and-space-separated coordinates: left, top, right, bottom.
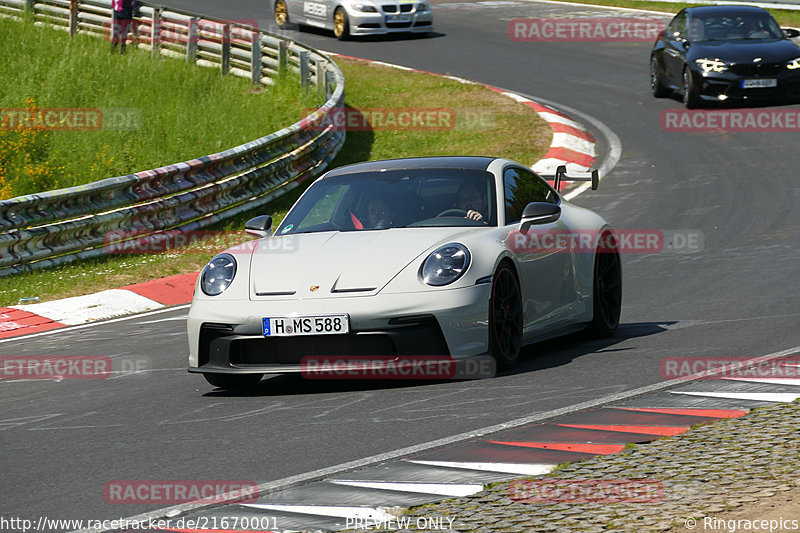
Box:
0, 0, 345, 276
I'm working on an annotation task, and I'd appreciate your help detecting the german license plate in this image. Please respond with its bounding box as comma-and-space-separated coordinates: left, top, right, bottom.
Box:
386, 14, 412, 22
741, 79, 777, 89
263, 315, 349, 336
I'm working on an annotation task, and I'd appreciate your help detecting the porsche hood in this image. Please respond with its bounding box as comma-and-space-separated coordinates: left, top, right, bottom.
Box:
248, 228, 473, 298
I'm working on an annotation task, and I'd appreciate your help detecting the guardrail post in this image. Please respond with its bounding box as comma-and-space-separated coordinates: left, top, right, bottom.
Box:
325, 69, 334, 99
299, 50, 310, 89
186, 18, 197, 63
278, 40, 288, 77
68, 0, 78, 35
315, 59, 326, 98
151, 7, 162, 56
221, 24, 231, 75
250, 30, 261, 84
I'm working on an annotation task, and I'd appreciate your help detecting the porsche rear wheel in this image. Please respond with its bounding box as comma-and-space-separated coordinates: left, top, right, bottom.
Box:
203, 373, 263, 390
274, 0, 288, 27
490, 264, 523, 370
650, 57, 670, 98
333, 7, 349, 40
589, 236, 622, 338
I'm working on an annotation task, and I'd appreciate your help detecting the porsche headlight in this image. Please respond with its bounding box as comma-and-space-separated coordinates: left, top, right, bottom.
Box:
695, 58, 727, 73
201, 253, 237, 296
787, 57, 800, 70
421, 243, 470, 286
352, 3, 378, 12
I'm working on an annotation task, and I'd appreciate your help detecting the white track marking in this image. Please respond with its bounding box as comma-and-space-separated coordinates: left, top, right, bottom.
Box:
669, 391, 800, 402
407, 460, 557, 476
329, 480, 484, 497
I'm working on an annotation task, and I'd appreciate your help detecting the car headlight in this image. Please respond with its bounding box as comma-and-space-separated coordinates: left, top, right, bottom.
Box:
695, 58, 727, 73
201, 253, 237, 296
416, 1, 429, 10
787, 57, 800, 70
352, 3, 378, 12
421, 243, 470, 286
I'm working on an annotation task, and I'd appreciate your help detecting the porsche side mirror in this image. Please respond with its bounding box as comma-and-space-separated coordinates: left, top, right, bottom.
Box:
521, 202, 561, 225
783, 28, 800, 38
245, 215, 273, 238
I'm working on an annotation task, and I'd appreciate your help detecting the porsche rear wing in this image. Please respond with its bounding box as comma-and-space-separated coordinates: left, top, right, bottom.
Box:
540, 165, 599, 192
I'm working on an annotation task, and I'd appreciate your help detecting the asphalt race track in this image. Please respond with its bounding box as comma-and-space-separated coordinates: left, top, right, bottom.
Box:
3, 0, 800, 528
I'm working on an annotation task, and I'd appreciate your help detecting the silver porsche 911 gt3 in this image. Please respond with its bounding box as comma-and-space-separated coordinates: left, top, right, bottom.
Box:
187, 156, 621, 390
272, 0, 433, 39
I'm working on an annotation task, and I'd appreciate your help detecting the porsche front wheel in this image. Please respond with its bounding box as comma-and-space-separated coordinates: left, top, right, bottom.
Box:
203, 373, 263, 390
489, 264, 523, 370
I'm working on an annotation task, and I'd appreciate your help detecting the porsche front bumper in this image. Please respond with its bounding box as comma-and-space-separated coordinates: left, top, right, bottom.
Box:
187, 284, 490, 373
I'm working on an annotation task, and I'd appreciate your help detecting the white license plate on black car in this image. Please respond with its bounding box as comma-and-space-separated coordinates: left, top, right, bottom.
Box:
386, 14, 412, 22
741, 79, 777, 89
263, 315, 349, 336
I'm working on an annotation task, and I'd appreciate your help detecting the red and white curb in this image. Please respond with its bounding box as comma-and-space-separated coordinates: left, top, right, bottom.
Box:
0, 272, 197, 339
327, 53, 597, 178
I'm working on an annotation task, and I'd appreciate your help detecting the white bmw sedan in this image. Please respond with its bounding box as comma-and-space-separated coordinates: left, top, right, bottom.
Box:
272, 0, 433, 39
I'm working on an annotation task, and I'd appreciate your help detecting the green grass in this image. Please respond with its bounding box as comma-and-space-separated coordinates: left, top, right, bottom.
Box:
0, 15, 321, 198
0, 56, 551, 307
537, 0, 800, 27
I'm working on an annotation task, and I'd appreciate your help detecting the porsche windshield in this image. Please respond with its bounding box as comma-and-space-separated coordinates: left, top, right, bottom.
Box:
276, 168, 497, 234
689, 13, 784, 41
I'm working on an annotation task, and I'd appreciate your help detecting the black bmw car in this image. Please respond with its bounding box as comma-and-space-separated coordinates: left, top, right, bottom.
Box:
650, 5, 800, 107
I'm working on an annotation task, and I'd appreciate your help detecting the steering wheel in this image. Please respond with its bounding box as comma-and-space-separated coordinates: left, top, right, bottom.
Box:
436, 208, 467, 218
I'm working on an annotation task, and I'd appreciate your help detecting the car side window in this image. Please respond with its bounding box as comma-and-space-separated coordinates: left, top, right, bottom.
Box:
503, 167, 557, 225
668, 12, 687, 38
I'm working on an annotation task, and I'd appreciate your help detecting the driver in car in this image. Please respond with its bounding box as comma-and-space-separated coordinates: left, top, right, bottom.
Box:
367, 197, 395, 229
456, 183, 487, 222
